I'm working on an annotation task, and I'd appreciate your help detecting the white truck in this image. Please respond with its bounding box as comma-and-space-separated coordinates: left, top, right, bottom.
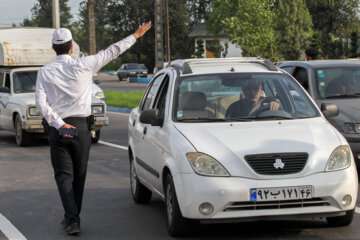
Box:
0, 28, 109, 146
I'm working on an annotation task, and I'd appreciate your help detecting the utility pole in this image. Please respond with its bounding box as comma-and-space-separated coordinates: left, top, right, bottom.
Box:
52, 0, 60, 29
164, 0, 171, 64
88, 0, 97, 54
154, 0, 164, 70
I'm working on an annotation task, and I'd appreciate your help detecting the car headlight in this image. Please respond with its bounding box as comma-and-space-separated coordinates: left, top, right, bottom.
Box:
325, 145, 352, 171
95, 91, 105, 100
28, 106, 41, 117
186, 152, 230, 177
92, 105, 104, 115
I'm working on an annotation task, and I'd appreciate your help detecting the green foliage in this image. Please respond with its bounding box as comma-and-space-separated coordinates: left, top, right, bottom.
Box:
274, 0, 313, 60
209, 0, 276, 59
104, 90, 145, 108
22, 0, 73, 29
194, 39, 204, 58
351, 32, 359, 57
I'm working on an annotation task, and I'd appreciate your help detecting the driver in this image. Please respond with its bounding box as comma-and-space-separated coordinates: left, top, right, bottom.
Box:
226, 79, 280, 118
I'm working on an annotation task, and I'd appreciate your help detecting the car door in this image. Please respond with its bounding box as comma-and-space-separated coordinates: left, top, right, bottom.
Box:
0, 72, 12, 129
140, 72, 173, 191
132, 73, 165, 185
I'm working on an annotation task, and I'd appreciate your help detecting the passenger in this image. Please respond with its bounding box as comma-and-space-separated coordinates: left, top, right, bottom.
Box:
226, 79, 280, 118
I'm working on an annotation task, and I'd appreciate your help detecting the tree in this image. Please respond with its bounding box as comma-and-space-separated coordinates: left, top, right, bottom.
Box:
23, 0, 73, 29
274, 0, 313, 60
186, 0, 212, 25
306, 0, 360, 58
209, 0, 276, 59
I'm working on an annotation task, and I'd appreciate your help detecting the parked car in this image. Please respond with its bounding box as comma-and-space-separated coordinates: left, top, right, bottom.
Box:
278, 60, 360, 166
117, 63, 148, 81
128, 58, 358, 236
0, 67, 109, 146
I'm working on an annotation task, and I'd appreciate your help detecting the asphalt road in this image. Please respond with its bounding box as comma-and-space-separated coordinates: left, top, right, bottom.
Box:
1, 112, 360, 239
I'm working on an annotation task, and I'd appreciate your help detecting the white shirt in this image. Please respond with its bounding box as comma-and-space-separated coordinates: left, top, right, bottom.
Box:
36, 35, 136, 129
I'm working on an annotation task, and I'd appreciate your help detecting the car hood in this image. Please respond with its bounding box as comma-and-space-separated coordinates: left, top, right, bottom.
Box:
174, 117, 344, 179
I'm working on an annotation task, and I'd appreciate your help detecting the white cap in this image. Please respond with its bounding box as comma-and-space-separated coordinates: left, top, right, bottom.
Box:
52, 28, 73, 45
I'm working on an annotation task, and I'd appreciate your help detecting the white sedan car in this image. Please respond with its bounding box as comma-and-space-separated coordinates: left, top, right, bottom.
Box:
128, 58, 358, 236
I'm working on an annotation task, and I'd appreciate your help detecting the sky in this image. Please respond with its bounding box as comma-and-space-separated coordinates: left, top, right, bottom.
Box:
0, 0, 82, 27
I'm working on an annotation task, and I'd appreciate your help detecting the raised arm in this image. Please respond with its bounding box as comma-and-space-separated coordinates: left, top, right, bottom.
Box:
35, 70, 65, 129
81, 21, 152, 73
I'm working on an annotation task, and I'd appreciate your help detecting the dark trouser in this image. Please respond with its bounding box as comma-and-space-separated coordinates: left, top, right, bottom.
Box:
48, 117, 91, 224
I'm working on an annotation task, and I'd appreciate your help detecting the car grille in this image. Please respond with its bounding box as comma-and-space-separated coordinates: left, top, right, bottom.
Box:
244, 152, 308, 175
223, 198, 330, 211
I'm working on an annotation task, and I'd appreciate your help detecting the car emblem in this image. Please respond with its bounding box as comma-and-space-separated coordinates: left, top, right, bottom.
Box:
273, 158, 285, 169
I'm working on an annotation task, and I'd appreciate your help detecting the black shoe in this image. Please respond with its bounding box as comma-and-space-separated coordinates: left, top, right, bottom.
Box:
65, 222, 81, 236
60, 219, 67, 229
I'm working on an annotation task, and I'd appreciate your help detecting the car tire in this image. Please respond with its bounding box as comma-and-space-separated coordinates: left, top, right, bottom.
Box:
91, 130, 100, 144
165, 173, 191, 237
130, 157, 152, 204
118, 76, 123, 81
327, 210, 354, 227
15, 114, 31, 147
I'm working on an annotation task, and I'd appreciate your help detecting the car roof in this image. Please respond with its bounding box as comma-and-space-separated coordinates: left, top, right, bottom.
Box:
168, 58, 281, 75
279, 59, 360, 68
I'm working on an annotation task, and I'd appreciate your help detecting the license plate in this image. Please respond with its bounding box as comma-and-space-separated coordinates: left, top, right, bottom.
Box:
250, 186, 313, 202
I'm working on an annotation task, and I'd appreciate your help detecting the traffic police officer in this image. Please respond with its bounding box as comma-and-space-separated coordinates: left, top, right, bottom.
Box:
36, 22, 151, 235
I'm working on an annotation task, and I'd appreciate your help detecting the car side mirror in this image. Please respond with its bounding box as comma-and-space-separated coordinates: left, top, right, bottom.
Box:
140, 109, 163, 126
321, 103, 339, 118
0, 87, 10, 93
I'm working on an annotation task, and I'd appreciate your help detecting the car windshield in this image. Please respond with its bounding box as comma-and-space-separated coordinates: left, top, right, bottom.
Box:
315, 67, 360, 99
127, 64, 147, 70
13, 71, 38, 93
174, 73, 320, 122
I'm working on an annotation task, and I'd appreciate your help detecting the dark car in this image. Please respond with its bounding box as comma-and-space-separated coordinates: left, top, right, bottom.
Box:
117, 63, 148, 81
279, 60, 360, 164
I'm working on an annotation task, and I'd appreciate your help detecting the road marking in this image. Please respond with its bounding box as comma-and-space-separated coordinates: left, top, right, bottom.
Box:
107, 111, 130, 117
0, 213, 27, 240
356, 207, 360, 214
99, 140, 127, 151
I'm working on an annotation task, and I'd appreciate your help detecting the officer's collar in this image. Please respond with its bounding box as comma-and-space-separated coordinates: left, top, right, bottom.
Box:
56, 54, 72, 61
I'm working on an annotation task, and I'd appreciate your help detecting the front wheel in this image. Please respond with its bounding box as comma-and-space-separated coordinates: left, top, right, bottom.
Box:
165, 174, 191, 237
15, 114, 31, 146
327, 210, 354, 227
130, 158, 152, 204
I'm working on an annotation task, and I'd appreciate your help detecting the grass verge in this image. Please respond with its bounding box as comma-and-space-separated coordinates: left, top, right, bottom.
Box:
104, 90, 144, 109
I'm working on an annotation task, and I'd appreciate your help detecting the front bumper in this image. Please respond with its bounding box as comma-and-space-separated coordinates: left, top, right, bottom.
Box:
174, 167, 358, 220
22, 118, 44, 133
93, 115, 109, 129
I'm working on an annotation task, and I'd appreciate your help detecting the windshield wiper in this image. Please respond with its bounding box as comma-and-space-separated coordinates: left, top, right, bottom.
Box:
228, 115, 293, 121
177, 118, 228, 122
326, 94, 360, 99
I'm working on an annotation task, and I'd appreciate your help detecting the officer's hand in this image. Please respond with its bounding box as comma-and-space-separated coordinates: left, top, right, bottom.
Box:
270, 101, 281, 111
133, 21, 152, 39
61, 123, 76, 138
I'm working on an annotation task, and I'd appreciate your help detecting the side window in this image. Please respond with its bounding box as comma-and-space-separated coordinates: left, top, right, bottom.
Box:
4, 73, 10, 89
153, 76, 170, 121
141, 74, 165, 111
280, 66, 295, 74
292, 67, 309, 92
0, 72, 4, 87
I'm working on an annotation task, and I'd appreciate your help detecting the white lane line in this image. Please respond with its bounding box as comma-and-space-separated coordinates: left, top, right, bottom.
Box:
0, 213, 27, 240
107, 111, 130, 116
356, 207, 360, 214
99, 140, 128, 151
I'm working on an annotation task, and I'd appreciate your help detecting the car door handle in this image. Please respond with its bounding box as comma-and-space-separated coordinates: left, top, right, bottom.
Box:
132, 119, 136, 127
143, 126, 147, 135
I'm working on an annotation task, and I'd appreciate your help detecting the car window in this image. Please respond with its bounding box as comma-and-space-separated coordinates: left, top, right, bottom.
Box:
293, 67, 309, 91
0, 72, 4, 87
4, 73, 10, 89
174, 73, 320, 121
13, 71, 37, 93
153, 76, 170, 122
315, 67, 360, 99
281, 66, 295, 74
141, 74, 165, 111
